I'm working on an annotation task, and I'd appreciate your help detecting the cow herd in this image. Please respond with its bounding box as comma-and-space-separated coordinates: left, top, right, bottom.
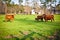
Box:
35, 14, 54, 22
5, 14, 54, 22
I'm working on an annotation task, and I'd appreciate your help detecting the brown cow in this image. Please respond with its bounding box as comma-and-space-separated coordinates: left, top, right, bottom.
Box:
43, 14, 54, 22
5, 14, 14, 21
35, 15, 44, 21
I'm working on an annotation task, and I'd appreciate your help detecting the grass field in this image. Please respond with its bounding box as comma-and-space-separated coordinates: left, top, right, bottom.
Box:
0, 14, 60, 40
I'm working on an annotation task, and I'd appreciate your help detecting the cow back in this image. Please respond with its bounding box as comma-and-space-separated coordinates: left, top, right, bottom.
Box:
44, 14, 54, 20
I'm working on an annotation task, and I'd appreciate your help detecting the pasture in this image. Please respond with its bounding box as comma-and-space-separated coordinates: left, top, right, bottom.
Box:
0, 14, 60, 40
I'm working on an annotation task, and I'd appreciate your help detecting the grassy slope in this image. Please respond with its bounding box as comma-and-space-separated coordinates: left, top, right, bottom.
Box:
0, 14, 60, 40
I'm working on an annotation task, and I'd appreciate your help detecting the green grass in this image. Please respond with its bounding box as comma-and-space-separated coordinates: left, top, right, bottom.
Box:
0, 14, 60, 40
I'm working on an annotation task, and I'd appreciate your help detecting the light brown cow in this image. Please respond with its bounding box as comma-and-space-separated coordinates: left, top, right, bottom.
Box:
5, 14, 14, 21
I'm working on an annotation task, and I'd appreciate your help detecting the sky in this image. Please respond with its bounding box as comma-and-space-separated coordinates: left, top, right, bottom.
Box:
11, 0, 60, 6
11, 0, 33, 4
11, 0, 19, 4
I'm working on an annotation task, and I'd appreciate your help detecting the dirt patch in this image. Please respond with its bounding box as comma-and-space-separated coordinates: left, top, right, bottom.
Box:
4, 35, 13, 39
23, 31, 29, 35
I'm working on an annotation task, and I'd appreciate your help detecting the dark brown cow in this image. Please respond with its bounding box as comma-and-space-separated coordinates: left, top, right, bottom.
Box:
43, 14, 54, 22
5, 14, 14, 21
35, 15, 43, 21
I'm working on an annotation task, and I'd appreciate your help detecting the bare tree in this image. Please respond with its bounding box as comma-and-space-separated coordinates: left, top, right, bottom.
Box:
19, 0, 23, 5
2, 0, 11, 4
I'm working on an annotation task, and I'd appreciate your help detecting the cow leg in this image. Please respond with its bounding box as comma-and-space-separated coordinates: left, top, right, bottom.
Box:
51, 18, 54, 22
37, 19, 39, 21
5, 18, 9, 22
5, 18, 7, 22
10, 18, 14, 22
51, 20, 52, 22
41, 18, 43, 21
53, 18, 54, 21
35, 18, 39, 21
10, 19, 12, 22
45, 20, 47, 22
